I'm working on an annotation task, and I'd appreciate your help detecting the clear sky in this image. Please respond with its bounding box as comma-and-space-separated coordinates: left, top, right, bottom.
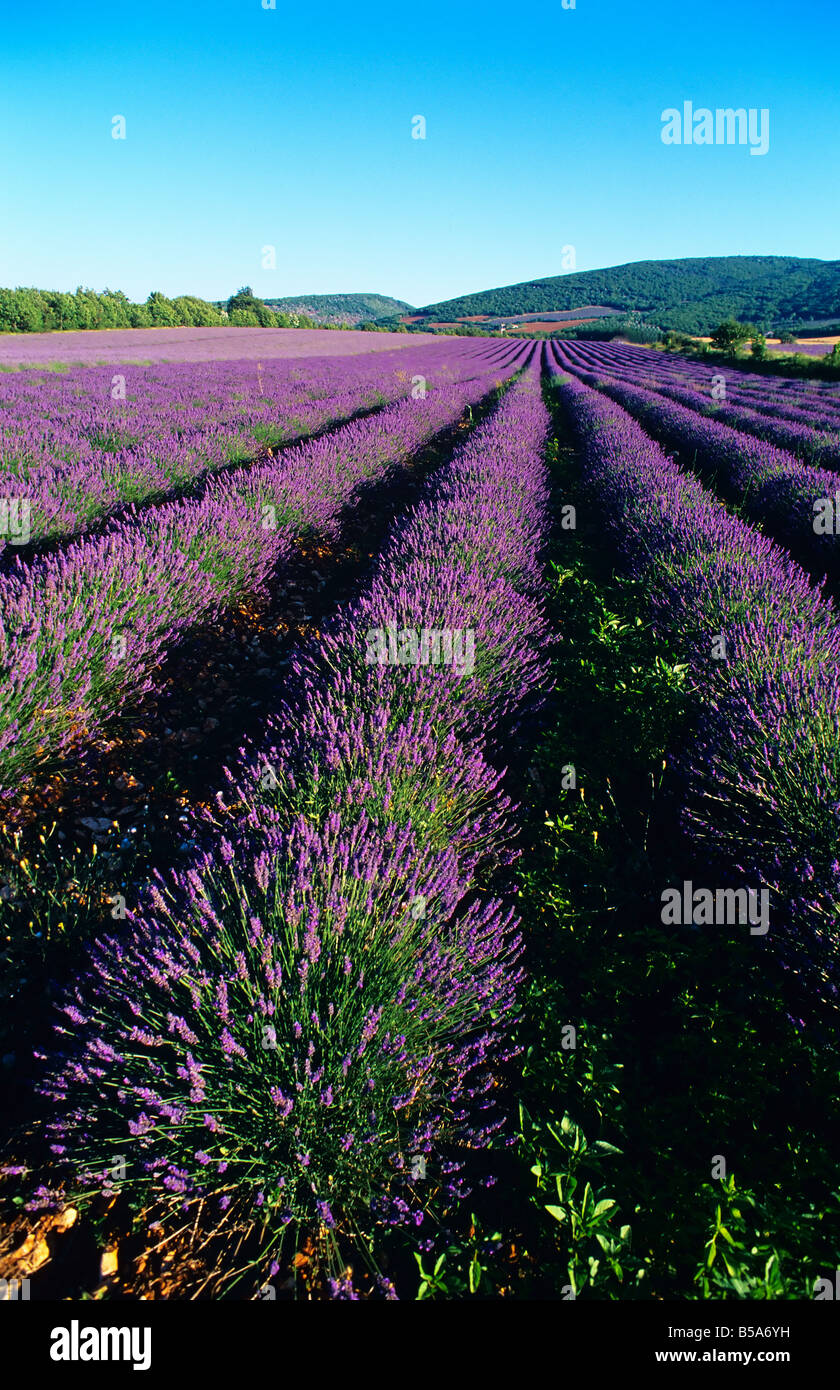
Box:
2, 0, 837, 308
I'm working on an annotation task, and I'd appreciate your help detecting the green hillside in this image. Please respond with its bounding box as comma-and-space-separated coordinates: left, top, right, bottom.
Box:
264, 293, 414, 326
415, 256, 840, 335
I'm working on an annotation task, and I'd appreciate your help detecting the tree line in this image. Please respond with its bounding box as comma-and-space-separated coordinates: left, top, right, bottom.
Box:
0, 286, 321, 334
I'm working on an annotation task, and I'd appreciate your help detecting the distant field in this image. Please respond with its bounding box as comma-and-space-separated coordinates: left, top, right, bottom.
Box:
507, 318, 599, 334
691, 335, 838, 358
404, 305, 620, 330
0, 325, 435, 367
766, 336, 840, 356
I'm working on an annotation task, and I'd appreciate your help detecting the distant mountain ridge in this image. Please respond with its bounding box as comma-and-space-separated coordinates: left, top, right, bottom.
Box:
264, 293, 414, 326
410, 257, 840, 335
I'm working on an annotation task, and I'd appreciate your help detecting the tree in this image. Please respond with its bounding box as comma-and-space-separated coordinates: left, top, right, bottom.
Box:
146, 292, 179, 327
100, 289, 132, 328
73, 287, 106, 330
226, 287, 281, 326
229, 308, 261, 327
750, 332, 768, 360
662, 329, 695, 351
710, 319, 756, 351
226, 286, 257, 314
128, 303, 152, 328
39, 290, 76, 331
10, 289, 49, 332
172, 296, 223, 327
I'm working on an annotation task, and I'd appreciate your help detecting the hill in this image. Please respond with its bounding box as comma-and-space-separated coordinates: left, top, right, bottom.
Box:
413, 257, 840, 335
264, 293, 414, 326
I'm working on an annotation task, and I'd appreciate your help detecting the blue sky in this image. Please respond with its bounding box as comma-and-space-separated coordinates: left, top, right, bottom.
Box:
2, 0, 837, 307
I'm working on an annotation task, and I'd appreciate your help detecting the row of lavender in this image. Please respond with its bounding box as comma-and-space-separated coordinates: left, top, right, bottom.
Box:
547, 346, 840, 1020
0, 340, 519, 552
554, 343, 840, 585
559, 339, 840, 475
561, 337, 840, 433
0, 350, 531, 795
28, 356, 553, 1293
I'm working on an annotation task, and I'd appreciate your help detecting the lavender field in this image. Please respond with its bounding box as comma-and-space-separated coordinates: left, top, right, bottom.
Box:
0, 326, 440, 367
0, 330, 838, 1312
